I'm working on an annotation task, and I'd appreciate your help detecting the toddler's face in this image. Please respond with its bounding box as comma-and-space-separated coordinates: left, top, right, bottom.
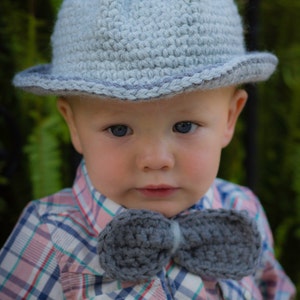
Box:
58, 87, 246, 217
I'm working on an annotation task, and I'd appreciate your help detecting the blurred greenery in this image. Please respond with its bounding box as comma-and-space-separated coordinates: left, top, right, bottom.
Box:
0, 0, 299, 297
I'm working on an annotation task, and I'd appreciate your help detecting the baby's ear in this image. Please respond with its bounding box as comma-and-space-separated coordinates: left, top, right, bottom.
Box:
222, 89, 248, 148
57, 97, 83, 154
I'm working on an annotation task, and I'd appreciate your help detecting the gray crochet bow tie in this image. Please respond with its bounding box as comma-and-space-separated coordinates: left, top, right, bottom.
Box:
97, 209, 261, 282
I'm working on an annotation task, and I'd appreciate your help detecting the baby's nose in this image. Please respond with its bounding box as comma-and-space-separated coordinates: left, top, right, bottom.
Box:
136, 139, 175, 171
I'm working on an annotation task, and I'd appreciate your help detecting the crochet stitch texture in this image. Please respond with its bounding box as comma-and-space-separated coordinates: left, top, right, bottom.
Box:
98, 209, 262, 282
13, 0, 277, 100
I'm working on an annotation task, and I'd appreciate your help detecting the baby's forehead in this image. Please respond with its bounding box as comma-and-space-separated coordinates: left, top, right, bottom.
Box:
64, 86, 236, 117
65, 86, 235, 104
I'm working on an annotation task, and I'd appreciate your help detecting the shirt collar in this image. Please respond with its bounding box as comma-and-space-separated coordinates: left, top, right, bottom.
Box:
189, 182, 223, 211
72, 160, 126, 235
72, 159, 221, 234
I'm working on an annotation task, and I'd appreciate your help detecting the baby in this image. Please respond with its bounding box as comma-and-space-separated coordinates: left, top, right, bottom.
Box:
0, 0, 296, 299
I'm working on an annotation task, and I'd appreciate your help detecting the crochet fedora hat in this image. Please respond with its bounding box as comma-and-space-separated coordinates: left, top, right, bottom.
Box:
13, 0, 278, 100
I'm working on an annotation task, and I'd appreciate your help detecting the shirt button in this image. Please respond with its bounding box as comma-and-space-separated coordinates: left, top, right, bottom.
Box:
244, 290, 252, 300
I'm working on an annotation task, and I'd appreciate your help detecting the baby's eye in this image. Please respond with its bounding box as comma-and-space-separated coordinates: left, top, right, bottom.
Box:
107, 125, 132, 137
173, 121, 198, 134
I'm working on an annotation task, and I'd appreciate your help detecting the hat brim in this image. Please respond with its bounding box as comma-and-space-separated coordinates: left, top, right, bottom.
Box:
13, 52, 277, 100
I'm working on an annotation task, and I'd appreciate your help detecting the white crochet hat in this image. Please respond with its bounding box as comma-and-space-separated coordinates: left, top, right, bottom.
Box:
13, 0, 278, 100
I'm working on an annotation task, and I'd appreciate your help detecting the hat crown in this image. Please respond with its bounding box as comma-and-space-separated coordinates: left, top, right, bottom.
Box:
51, 0, 245, 83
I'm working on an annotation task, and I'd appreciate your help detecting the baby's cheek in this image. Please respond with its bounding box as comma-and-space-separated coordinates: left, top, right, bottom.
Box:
182, 152, 221, 197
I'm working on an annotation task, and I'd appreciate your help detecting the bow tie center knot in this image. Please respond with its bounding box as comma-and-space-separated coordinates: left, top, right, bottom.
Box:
170, 220, 183, 255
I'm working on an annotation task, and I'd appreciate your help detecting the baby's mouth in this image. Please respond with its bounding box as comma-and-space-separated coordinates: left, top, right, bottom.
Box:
136, 185, 179, 198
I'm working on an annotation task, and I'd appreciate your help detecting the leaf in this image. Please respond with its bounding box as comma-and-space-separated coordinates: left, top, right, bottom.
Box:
24, 112, 68, 199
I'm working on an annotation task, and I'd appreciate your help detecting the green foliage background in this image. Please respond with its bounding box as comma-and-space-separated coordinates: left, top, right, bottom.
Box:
0, 0, 299, 297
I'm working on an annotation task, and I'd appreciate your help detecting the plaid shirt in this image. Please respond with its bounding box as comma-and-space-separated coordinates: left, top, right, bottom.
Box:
0, 161, 295, 299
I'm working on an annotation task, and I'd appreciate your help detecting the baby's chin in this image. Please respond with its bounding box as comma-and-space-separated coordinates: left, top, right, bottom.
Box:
123, 203, 194, 219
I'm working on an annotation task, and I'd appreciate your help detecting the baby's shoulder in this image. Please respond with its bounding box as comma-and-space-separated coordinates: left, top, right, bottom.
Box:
23, 188, 93, 242
25, 187, 79, 222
